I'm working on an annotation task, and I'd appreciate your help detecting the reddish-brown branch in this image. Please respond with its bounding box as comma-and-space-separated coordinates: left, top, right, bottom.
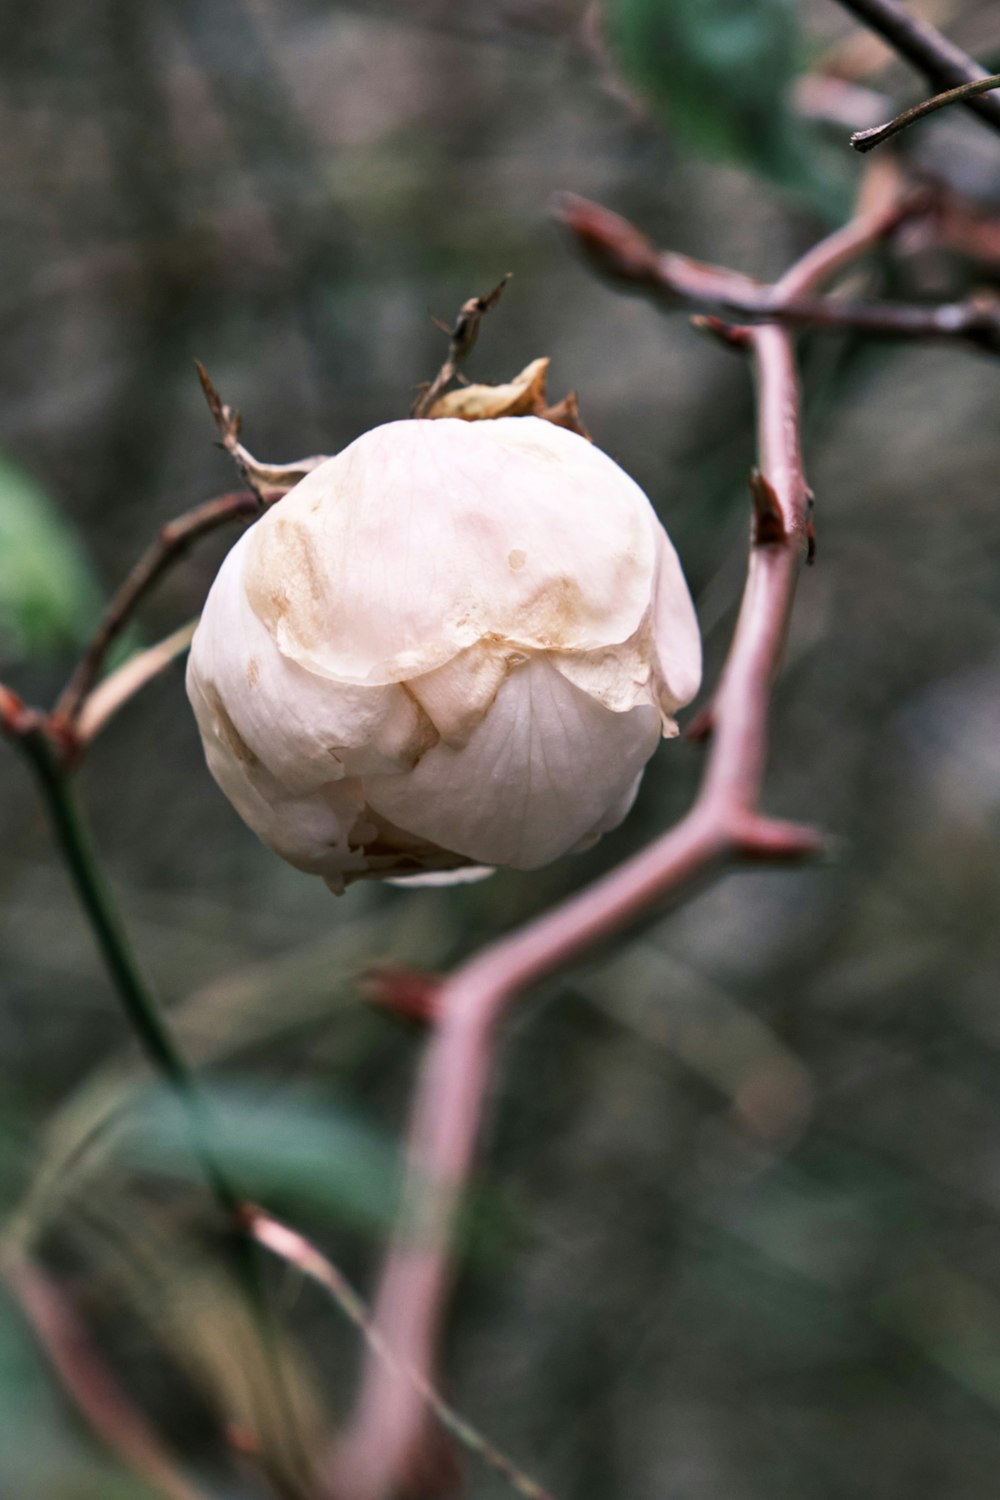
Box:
411, 275, 511, 419
324, 212, 871, 1498
555, 192, 1000, 354
851, 72, 1000, 153
833, 0, 1000, 135
53, 489, 260, 734
4, 1250, 209, 1500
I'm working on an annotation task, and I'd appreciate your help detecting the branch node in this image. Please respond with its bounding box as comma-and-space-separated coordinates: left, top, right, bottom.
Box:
364, 965, 442, 1027
690, 314, 750, 350
749, 468, 787, 546
732, 815, 826, 863
685, 705, 715, 744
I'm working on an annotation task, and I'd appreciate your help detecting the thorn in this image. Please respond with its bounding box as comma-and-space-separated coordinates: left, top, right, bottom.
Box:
732, 815, 826, 863
690, 314, 750, 350
195, 360, 241, 442
805, 486, 817, 565
749, 468, 787, 546
685, 705, 715, 744
364, 965, 442, 1026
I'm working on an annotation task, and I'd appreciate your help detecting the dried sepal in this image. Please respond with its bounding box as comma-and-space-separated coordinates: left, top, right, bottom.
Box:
427, 356, 590, 437
196, 361, 331, 503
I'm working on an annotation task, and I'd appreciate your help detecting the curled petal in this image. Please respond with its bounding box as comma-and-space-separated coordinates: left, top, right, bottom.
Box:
189, 538, 436, 796
364, 655, 661, 869
243, 418, 656, 685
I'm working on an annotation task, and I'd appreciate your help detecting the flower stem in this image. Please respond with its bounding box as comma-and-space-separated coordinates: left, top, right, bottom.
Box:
17, 722, 238, 1213
13, 723, 311, 1493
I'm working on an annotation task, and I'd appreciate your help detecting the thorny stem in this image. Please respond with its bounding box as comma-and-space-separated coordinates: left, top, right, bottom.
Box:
833, 0, 1000, 135
326, 206, 891, 1500
852, 72, 1000, 152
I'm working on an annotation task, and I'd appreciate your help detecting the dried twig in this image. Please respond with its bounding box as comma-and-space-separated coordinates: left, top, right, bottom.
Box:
554, 191, 1000, 354
196, 362, 331, 503
53, 489, 259, 733
411, 275, 512, 419
852, 71, 1000, 151
76, 619, 198, 746
3, 1248, 209, 1500
833, 0, 1000, 135
326, 208, 890, 1500
248, 1208, 555, 1500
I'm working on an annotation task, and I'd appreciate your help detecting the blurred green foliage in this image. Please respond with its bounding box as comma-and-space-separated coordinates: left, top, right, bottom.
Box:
3, 0, 1000, 1496
605, 0, 807, 181
0, 458, 100, 665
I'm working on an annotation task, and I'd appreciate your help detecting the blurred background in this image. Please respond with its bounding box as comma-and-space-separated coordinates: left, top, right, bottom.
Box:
3, 1, 1000, 1496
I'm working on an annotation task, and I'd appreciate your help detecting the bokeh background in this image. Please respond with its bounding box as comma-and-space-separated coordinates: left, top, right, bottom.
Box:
3, 1, 1000, 1496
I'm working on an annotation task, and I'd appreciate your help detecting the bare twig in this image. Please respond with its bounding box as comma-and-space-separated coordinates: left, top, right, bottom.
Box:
411, 275, 512, 419
554, 191, 1000, 354
852, 71, 1000, 151
833, 0, 1000, 135
76, 619, 198, 746
196, 363, 331, 503
53, 489, 259, 733
248, 1208, 555, 1500
3, 1248, 209, 1500
325, 208, 890, 1499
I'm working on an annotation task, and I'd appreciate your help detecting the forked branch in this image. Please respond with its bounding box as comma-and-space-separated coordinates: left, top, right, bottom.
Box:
325, 207, 891, 1500
555, 192, 1000, 353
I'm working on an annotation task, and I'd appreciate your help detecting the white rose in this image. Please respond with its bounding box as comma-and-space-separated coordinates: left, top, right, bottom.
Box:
186, 416, 701, 892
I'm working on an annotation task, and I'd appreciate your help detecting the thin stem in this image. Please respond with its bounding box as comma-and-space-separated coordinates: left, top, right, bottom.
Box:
15, 721, 238, 1212
250, 1209, 555, 1500
76, 618, 198, 747
852, 72, 1000, 151
55, 489, 260, 731
833, 0, 1000, 135
3, 1248, 211, 1500
9, 722, 312, 1496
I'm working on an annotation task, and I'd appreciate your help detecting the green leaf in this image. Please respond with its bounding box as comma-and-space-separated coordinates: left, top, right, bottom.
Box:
605, 0, 809, 183
125, 1081, 405, 1233
0, 456, 101, 663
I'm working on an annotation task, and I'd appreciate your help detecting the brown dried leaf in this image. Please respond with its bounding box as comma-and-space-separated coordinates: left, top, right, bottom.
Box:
426, 356, 591, 439
427, 357, 550, 421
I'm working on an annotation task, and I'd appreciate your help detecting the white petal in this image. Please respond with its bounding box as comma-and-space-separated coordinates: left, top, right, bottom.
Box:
406, 641, 516, 748
242, 417, 657, 685
649, 521, 702, 715
363, 654, 661, 869
186, 667, 370, 878
189, 531, 435, 796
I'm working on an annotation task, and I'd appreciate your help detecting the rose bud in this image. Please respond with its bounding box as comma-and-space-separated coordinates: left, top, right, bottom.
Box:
186, 415, 700, 891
